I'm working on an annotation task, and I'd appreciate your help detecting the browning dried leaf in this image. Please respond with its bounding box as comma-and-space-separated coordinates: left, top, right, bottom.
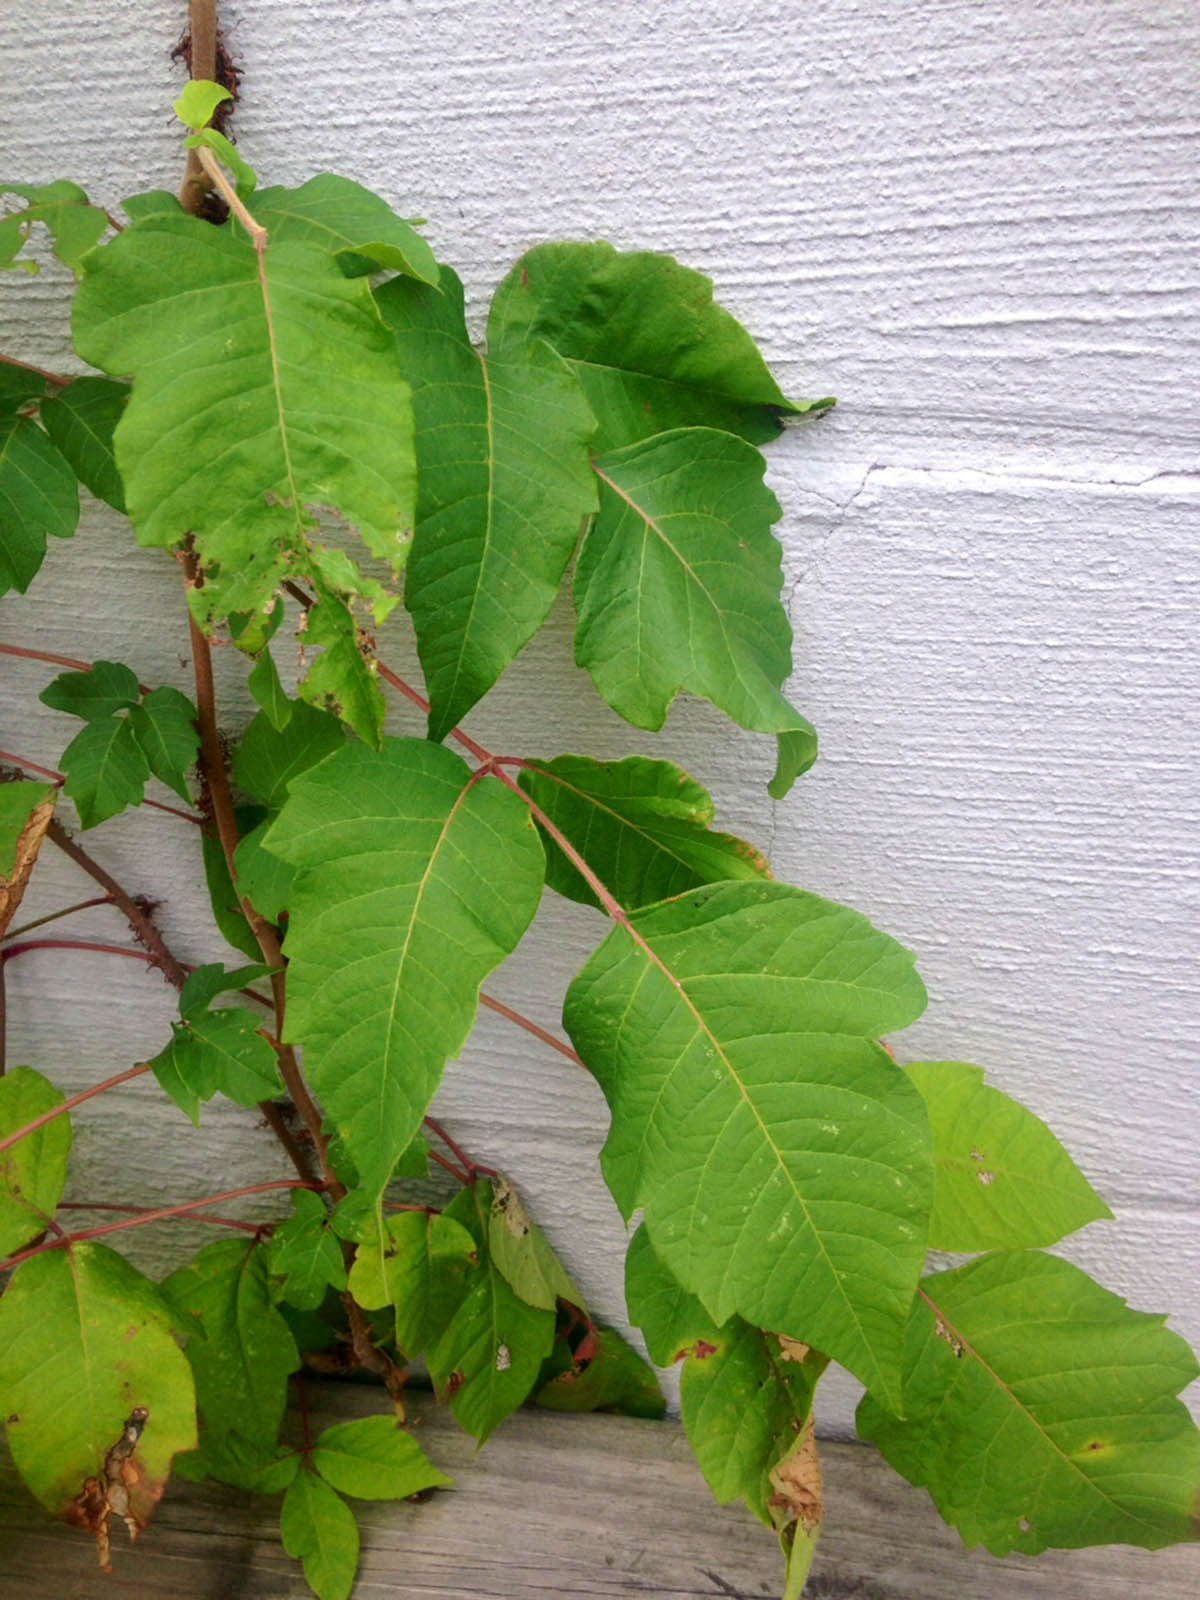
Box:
63, 1406, 156, 1573
0, 787, 56, 937
769, 1415, 822, 1537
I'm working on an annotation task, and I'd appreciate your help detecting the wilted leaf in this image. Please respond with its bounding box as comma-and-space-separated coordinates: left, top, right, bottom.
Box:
534, 1320, 666, 1419
0, 780, 56, 935
0, 1066, 72, 1257
488, 1173, 582, 1311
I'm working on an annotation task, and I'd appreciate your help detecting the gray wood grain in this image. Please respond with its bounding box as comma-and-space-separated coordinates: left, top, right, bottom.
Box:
0, 1384, 1196, 1599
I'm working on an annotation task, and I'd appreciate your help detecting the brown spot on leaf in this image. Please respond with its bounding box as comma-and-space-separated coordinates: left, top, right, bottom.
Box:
933, 1314, 965, 1359
690, 1339, 719, 1360
445, 1370, 465, 1399
63, 1407, 158, 1574
491, 1173, 533, 1239
978, 1170, 996, 1186
768, 1416, 822, 1537
1018, 1516, 1032, 1534
777, 1335, 811, 1364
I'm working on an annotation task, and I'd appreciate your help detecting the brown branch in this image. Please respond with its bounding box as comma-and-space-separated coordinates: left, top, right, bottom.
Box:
0, 642, 92, 674
179, 0, 220, 216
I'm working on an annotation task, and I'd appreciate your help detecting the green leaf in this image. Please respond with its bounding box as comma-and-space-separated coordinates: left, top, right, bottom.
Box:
520, 754, 770, 912
0, 1242, 197, 1516
247, 646, 293, 730
0, 780, 54, 881
38, 376, 127, 510
184, 128, 257, 200
535, 1322, 666, 1419
234, 820, 297, 922
427, 1183, 556, 1442
281, 1469, 359, 1600
40, 658, 140, 722
162, 1237, 300, 1484
489, 240, 826, 450
120, 189, 186, 223
201, 824, 265, 962
0, 360, 50, 413
59, 715, 149, 828
857, 1251, 1200, 1555
297, 580, 386, 747
72, 208, 416, 641
624, 1220, 720, 1367
0, 1067, 72, 1258
263, 738, 545, 1199
576, 428, 816, 793
0, 181, 109, 277
347, 1208, 478, 1359
129, 685, 200, 801
312, 1415, 452, 1500
0, 413, 78, 596
488, 1172, 582, 1311
564, 880, 931, 1408
151, 967, 280, 1121
906, 1061, 1113, 1251
179, 959, 273, 1012
252, 174, 439, 284
174, 79, 233, 131
233, 701, 347, 812
377, 266, 597, 739
268, 1189, 348, 1311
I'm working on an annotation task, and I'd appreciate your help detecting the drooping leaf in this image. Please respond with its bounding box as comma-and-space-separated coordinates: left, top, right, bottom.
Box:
906, 1061, 1112, 1251
233, 700, 347, 812
311, 1415, 452, 1500
58, 715, 149, 828
173, 79, 233, 131
0, 1066, 72, 1257
263, 739, 545, 1199
41, 659, 140, 722
487, 1172, 582, 1311
128, 685, 200, 801
281, 1468, 359, 1600
268, 1189, 348, 1311
161, 1237, 301, 1485
519, 753, 770, 912
773, 1422, 824, 1599
534, 1321, 666, 1419
624, 1219, 720, 1368
252, 174, 439, 284
565, 880, 931, 1407
0, 181, 109, 277
377, 266, 597, 739
857, 1251, 1200, 1556
71, 207, 416, 642
38, 376, 128, 510
247, 645, 293, 730
0, 413, 78, 596
426, 1183, 556, 1442
0, 1243, 197, 1519
576, 428, 816, 796
347, 1207, 478, 1359
0, 780, 56, 935
489, 240, 829, 450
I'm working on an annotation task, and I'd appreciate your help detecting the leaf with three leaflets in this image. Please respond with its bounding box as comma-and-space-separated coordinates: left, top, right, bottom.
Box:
377, 265, 597, 739
0, 780, 56, 935
519, 754, 770, 912
268, 1189, 348, 1311
281, 1468, 359, 1600
0, 181, 109, 276
251, 173, 439, 284
857, 1251, 1200, 1555
311, 1415, 452, 1500
263, 739, 545, 1201
906, 1060, 1112, 1251
347, 1207, 478, 1359
39, 376, 128, 510
0, 1066, 72, 1258
565, 880, 931, 1409
489, 240, 829, 450
578, 427, 816, 797
0, 413, 78, 596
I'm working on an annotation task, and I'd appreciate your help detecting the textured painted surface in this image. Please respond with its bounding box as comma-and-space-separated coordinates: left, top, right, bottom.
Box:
1, 0, 1197, 1446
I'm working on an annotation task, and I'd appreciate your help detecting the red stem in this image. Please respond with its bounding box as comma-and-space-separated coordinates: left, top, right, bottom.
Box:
0, 355, 69, 389
0, 750, 199, 824
2, 896, 117, 942
0, 1061, 152, 1156
0, 642, 93, 673
56, 1201, 260, 1234
478, 990, 584, 1070
0, 937, 161, 966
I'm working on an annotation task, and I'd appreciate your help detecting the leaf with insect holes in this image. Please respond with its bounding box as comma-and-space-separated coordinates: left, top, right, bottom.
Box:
162, 1237, 300, 1488
376, 265, 597, 740
565, 880, 930, 1409
263, 738, 545, 1202
348, 1208, 478, 1360
281, 1468, 359, 1600
857, 1251, 1200, 1556
71, 206, 416, 656
0, 1243, 197, 1519
906, 1061, 1112, 1251
296, 578, 387, 747
252, 174, 439, 284
577, 428, 816, 798
0, 1066, 72, 1259
0, 181, 109, 277
0, 413, 79, 596
0, 780, 56, 936
268, 1190, 348, 1311
247, 646, 293, 731
39, 377, 128, 510
489, 240, 830, 451
426, 1182, 556, 1442
520, 754, 770, 912
311, 1415, 452, 1500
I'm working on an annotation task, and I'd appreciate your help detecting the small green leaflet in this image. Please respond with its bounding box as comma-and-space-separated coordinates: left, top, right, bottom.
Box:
247, 645, 293, 731
173, 79, 233, 131
296, 577, 387, 746
347, 1208, 478, 1359
565, 880, 931, 1408
149, 963, 280, 1124
263, 738, 545, 1201
310, 1415, 452, 1500
234, 820, 297, 922
58, 718, 149, 829
0, 1067, 72, 1258
520, 753, 770, 912
489, 240, 828, 450
268, 1189, 348, 1311
577, 428, 816, 797
906, 1061, 1112, 1251
251, 173, 439, 284
377, 264, 597, 739
858, 1251, 1200, 1556
488, 1172, 582, 1311
0, 181, 109, 277
0, 359, 50, 411
0, 1242, 197, 1516
39, 376, 128, 511
202, 821, 266, 963
72, 205, 416, 650
426, 1183, 556, 1442
0, 412, 78, 596
281, 1468, 359, 1600
161, 1237, 301, 1487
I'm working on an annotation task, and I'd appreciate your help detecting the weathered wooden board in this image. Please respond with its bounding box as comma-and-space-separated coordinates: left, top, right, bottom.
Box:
0, 1384, 1197, 1599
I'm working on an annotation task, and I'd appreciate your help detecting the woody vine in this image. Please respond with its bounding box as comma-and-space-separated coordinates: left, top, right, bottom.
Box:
1, 15, 1198, 1600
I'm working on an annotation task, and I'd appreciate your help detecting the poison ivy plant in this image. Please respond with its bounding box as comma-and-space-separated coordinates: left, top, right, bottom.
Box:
0, 57, 1195, 1600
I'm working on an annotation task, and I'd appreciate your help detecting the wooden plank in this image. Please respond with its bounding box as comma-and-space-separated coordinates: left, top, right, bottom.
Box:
0, 1383, 1196, 1599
